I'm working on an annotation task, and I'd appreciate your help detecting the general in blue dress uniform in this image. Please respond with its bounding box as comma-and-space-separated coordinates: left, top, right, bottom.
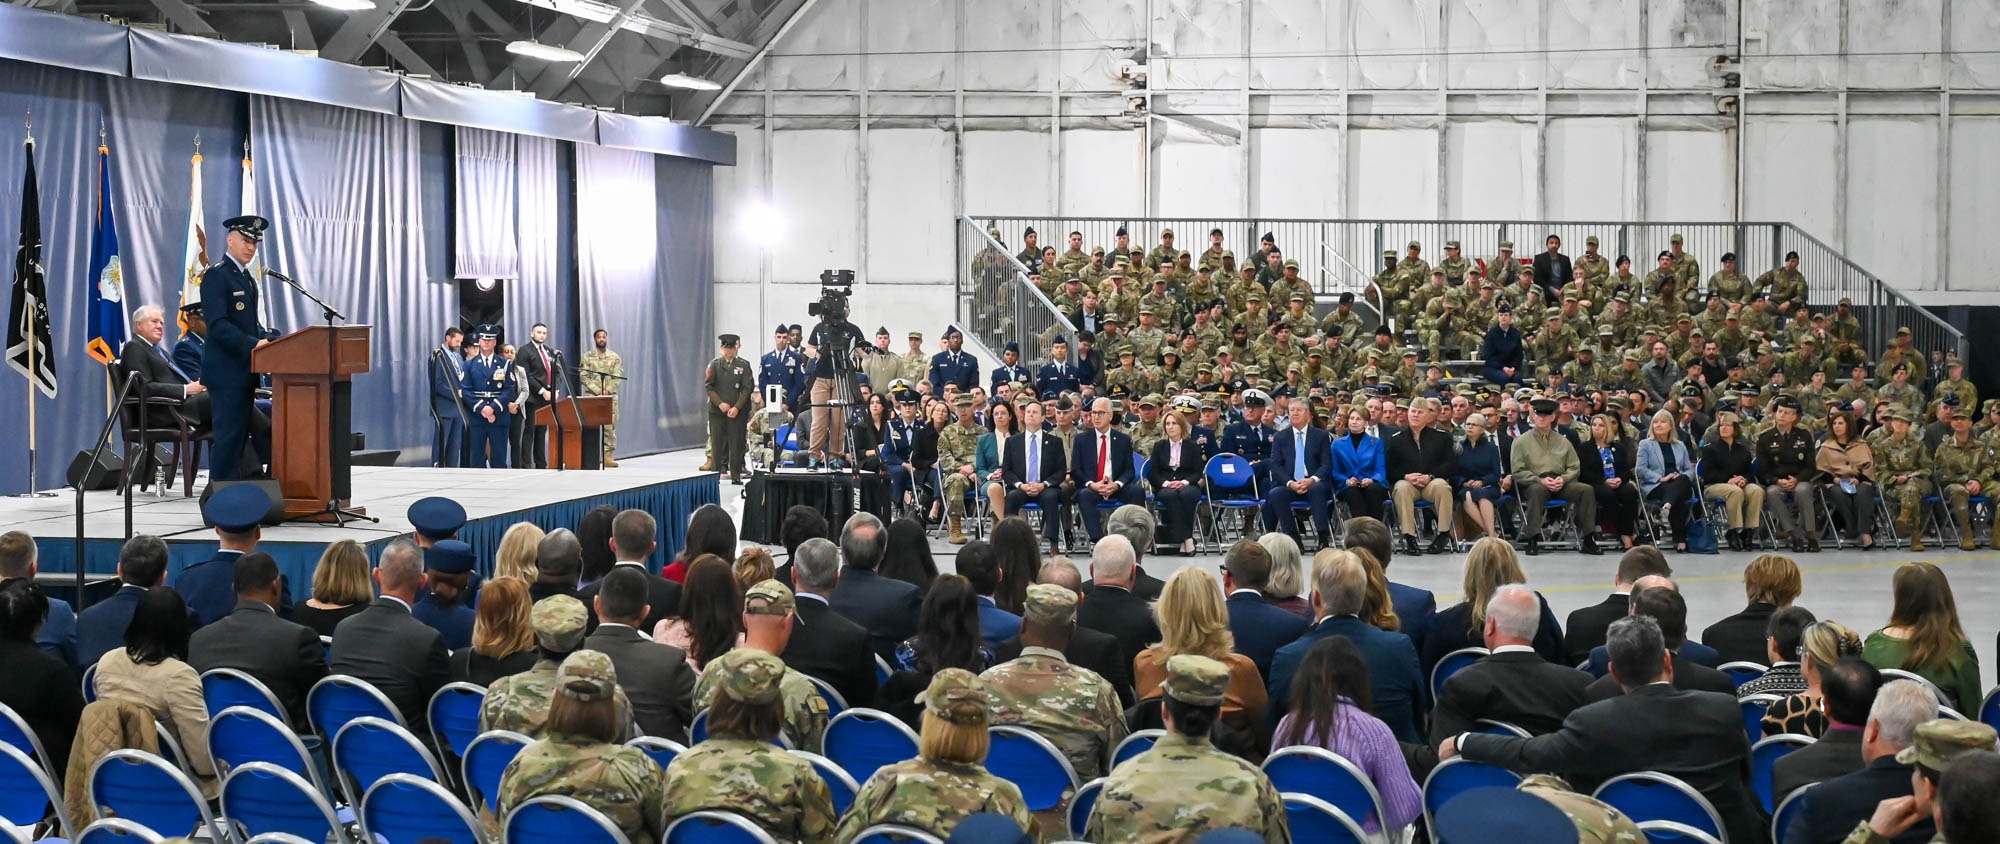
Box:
460, 324, 520, 468
927, 326, 978, 394
199, 215, 281, 482
430, 328, 467, 467
1035, 336, 1081, 399
412, 540, 477, 650
1221, 388, 1278, 492
990, 341, 1030, 392
758, 323, 807, 412
172, 302, 207, 381
178, 482, 290, 627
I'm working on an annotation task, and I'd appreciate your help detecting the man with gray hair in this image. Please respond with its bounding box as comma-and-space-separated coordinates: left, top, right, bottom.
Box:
778, 537, 877, 708
1785, 675, 1943, 844
329, 539, 450, 729
1097, 504, 1164, 600
1077, 534, 1159, 675
1428, 584, 1591, 743
1269, 550, 1424, 741
827, 511, 921, 664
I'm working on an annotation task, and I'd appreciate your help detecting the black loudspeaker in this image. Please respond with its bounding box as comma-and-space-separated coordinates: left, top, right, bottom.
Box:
66, 450, 123, 490
199, 479, 288, 527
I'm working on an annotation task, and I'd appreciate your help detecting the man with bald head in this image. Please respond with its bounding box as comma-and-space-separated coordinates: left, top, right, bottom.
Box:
528, 528, 597, 629
329, 539, 451, 728
1076, 535, 1160, 675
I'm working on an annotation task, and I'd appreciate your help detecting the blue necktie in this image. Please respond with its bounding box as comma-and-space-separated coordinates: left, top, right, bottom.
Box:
156, 345, 191, 382
1027, 434, 1039, 480
1293, 429, 1307, 479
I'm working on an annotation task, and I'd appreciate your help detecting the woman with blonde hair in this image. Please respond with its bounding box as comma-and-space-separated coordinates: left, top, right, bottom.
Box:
296, 538, 372, 637
1637, 409, 1697, 552
1864, 562, 1981, 714
732, 547, 776, 592
832, 669, 1035, 842
493, 521, 545, 582
1757, 616, 1858, 737
1256, 533, 1312, 620
1327, 546, 1399, 633
1134, 568, 1267, 742
449, 577, 538, 685
1416, 538, 1563, 674
1700, 553, 1803, 664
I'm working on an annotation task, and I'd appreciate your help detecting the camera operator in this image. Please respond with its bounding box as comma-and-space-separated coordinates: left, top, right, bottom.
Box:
804, 272, 871, 468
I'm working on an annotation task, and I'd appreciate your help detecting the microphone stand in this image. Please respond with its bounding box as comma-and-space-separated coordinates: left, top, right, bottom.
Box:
268, 269, 376, 525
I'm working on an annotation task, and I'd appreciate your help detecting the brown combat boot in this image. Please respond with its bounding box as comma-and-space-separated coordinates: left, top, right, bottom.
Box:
1901, 502, 1924, 551
699, 458, 714, 471
948, 516, 967, 545
1958, 514, 1976, 551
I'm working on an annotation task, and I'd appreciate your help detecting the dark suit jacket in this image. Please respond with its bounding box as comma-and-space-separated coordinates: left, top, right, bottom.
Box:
328, 597, 451, 730
1003, 429, 1068, 488
1071, 428, 1138, 487
993, 624, 1135, 708
34, 595, 77, 672
1583, 653, 1738, 701
78, 584, 147, 669
1270, 615, 1425, 743
780, 594, 879, 710
1783, 755, 1933, 844
1418, 596, 1566, 679
1461, 683, 1766, 844
118, 338, 209, 422
1429, 649, 1592, 742
828, 568, 924, 665
1271, 424, 1335, 485
1533, 251, 1573, 294
429, 348, 463, 419
1147, 438, 1206, 486
1563, 593, 1630, 667
1077, 583, 1160, 672
1227, 590, 1310, 679
1386, 426, 1459, 485
1772, 726, 1863, 806
0, 639, 83, 776
1701, 603, 1779, 666
577, 562, 682, 632
1388, 580, 1436, 654
189, 599, 329, 728
517, 340, 556, 409
583, 623, 696, 743
1585, 639, 1722, 677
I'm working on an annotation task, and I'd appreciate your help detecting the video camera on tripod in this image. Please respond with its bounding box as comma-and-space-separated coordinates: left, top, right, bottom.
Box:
809, 269, 855, 321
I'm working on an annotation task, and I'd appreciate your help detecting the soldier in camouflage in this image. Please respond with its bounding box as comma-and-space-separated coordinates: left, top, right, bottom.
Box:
1438, 239, 1473, 286
1518, 774, 1645, 843
482, 595, 638, 740
1932, 405, 1993, 550
899, 331, 929, 384
496, 650, 665, 844
1874, 407, 1934, 551
689, 580, 831, 751
1758, 251, 1807, 312
1084, 654, 1290, 844
1933, 358, 1976, 413
1369, 250, 1404, 325
833, 669, 1036, 843
1708, 252, 1751, 304
982, 583, 1127, 783
580, 329, 623, 467
930, 394, 984, 544
665, 647, 837, 844
1840, 720, 1997, 844
1877, 363, 1925, 417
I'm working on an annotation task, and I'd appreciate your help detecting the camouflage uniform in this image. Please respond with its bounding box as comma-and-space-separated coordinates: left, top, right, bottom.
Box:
496, 652, 665, 844
581, 346, 623, 459
668, 650, 837, 844
1934, 377, 1978, 413
934, 402, 985, 535
1084, 655, 1290, 844
1130, 410, 1164, 466
1933, 429, 1994, 549
1874, 421, 1934, 548
1575, 250, 1611, 287
1838, 720, 1998, 844
1437, 249, 1474, 286
1877, 381, 1924, 416
1667, 243, 1700, 290
482, 597, 638, 740
1758, 265, 1806, 307
1877, 344, 1922, 382
1129, 323, 1168, 364
981, 585, 1127, 782
1517, 774, 1643, 844
690, 663, 830, 754
900, 336, 930, 384
833, 669, 1036, 843
1708, 269, 1751, 304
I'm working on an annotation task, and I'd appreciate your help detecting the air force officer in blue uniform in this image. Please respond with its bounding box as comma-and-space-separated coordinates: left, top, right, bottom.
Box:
199, 215, 281, 481
460, 325, 520, 468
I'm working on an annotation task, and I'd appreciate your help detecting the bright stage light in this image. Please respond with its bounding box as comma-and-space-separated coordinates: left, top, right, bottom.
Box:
659, 74, 722, 91
307, 0, 376, 10
505, 40, 586, 63
741, 202, 784, 246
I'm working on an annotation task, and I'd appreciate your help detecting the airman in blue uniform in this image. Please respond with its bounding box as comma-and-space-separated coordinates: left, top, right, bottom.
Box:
928, 327, 978, 394
412, 540, 477, 650
199, 215, 281, 482
759, 323, 807, 413
990, 341, 1030, 392
1222, 388, 1278, 493
461, 324, 520, 468
178, 482, 289, 626
1036, 336, 1081, 399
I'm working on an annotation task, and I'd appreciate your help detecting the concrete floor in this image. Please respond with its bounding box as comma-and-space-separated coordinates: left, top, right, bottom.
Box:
629, 447, 2000, 695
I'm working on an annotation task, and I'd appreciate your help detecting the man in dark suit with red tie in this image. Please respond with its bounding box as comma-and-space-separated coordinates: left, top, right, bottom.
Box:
1267, 399, 1336, 547
1004, 399, 1068, 550
518, 323, 558, 468
1072, 397, 1143, 542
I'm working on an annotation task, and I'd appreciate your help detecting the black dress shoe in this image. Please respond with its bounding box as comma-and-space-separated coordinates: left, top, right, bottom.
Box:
1402, 535, 1423, 556
1428, 533, 1453, 555
1317, 532, 1333, 549
1789, 536, 1805, 552
1806, 537, 1821, 552
1524, 539, 1540, 556
1580, 538, 1603, 556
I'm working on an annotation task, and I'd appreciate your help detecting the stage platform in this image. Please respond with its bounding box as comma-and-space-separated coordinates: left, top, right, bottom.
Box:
4, 457, 719, 597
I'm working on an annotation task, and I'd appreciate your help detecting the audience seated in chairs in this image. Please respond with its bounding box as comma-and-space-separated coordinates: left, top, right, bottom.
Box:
1271, 635, 1423, 837
1702, 553, 1804, 665
1418, 538, 1565, 677
1133, 568, 1268, 753
1760, 619, 1864, 739
991, 558, 1135, 711
1254, 533, 1314, 621
1583, 581, 1734, 702
1786, 681, 1969, 844
664, 648, 839, 843
1269, 548, 1424, 744
0, 579, 84, 777
88, 586, 217, 795
777, 537, 880, 712
1771, 656, 1882, 807
881, 574, 991, 729
1863, 562, 1983, 717
834, 669, 1036, 842
1564, 545, 1672, 667
497, 651, 666, 844
447, 576, 539, 686
1429, 584, 1592, 744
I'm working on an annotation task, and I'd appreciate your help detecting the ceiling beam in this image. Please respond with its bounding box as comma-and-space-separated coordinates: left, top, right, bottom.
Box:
280, 8, 317, 49
148, 0, 217, 34
460, 0, 522, 38
508, 0, 754, 59
377, 31, 443, 77
648, 0, 715, 36
436, 0, 493, 84
693, 0, 821, 124
320, 0, 418, 63
560, 0, 645, 83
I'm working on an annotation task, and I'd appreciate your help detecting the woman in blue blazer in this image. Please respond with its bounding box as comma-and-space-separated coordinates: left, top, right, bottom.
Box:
1329, 407, 1388, 520
1455, 412, 1506, 540
1635, 409, 1697, 551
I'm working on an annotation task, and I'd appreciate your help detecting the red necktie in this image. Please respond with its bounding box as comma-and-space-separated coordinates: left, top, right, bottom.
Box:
1098, 434, 1109, 480
540, 347, 552, 382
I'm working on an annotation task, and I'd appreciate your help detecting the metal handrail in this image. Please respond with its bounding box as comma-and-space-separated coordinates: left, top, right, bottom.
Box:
75, 371, 141, 612
1318, 239, 1371, 292
963, 218, 1070, 318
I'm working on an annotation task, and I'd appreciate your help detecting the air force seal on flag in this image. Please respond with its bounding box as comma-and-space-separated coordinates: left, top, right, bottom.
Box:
97, 256, 122, 303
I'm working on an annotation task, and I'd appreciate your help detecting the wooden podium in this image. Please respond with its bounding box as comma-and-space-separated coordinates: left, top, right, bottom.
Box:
254, 325, 372, 518
535, 396, 614, 470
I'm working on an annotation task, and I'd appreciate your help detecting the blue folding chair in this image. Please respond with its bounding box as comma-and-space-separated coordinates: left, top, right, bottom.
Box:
208, 706, 326, 792
1716, 661, 1769, 690
985, 726, 1078, 813
88, 749, 226, 842
627, 736, 688, 772
0, 742, 71, 841
1263, 746, 1390, 834
332, 716, 446, 808
847, 825, 942, 844
662, 810, 778, 843
507, 794, 637, 844
462, 730, 534, 816
823, 708, 920, 783
308, 675, 403, 741
1981, 686, 2000, 732
221, 761, 350, 843
1591, 772, 1726, 841
427, 682, 488, 762
873, 656, 893, 687
75, 818, 164, 844
789, 750, 861, 815
201, 668, 289, 724
1422, 758, 1522, 834
1740, 694, 1781, 744
1881, 669, 1951, 708
1772, 782, 1815, 844
1068, 777, 1106, 839
245, 834, 318, 844
1634, 820, 1724, 844
0, 702, 54, 780
1109, 729, 1161, 770
1282, 792, 1370, 844
81, 663, 99, 704
690, 709, 709, 744
361, 773, 486, 844
1472, 719, 1531, 738
1203, 453, 1264, 541
1429, 648, 1489, 698
803, 676, 848, 719
1751, 735, 1813, 812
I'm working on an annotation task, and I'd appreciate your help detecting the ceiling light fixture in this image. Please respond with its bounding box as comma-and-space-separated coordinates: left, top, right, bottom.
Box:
307, 0, 376, 10
505, 40, 586, 62
658, 73, 722, 91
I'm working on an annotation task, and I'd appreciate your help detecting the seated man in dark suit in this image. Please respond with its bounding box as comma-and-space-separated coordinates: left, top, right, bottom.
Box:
956, 541, 1021, 649
771, 505, 828, 589
577, 509, 682, 631
1584, 584, 1734, 701
1269, 548, 1425, 743
1444, 615, 1767, 844
1783, 677, 1947, 844
1072, 398, 1144, 542
1219, 540, 1309, 679
994, 557, 1134, 708
825, 512, 922, 665
584, 566, 696, 742
1002, 400, 1067, 550
778, 537, 879, 709
188, 550, 328, 728
1833, 720, 1998, 844
1430, 584, 1592, 742
1077, 534, 1161, 674
1772, 656, 1880, 806
1340, 517, 1435, 652
1701, 554, 1802, 666
77, 535, 171, 668
1583, 575, 1721, 679
1266, 400, 1336, 546
119, 303, 212, 423
1564, 546, 1671, 667
328, 540, 451, 730
0, 531, 78, 671
1099, 505, 1166, 601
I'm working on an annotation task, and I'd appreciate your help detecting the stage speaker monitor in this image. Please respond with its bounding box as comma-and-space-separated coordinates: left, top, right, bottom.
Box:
198, 479, 288, 527
67, 450, 123, 491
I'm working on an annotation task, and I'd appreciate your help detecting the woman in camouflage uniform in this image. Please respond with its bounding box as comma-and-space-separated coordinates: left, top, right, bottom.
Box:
833, 669, 1036, 843
496, 650, 666, 844
661, 649, 837, 843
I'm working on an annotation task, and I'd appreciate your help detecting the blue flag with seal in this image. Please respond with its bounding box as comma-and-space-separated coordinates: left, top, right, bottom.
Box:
84, 141, 125, 365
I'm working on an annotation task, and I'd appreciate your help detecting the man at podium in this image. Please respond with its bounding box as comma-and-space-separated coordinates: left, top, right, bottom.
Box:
200, 215, 281, 482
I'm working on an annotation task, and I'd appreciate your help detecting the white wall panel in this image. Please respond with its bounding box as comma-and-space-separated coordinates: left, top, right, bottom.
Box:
1154, 122, 1246, 217
1155, 0, 1242, 90
764, 0, 860, 91
866, 129, 955, 283
1951, 0, 2000, 88
1060, 129, 1143, 215
1644, 129, 1732, 221
1646, 0, 1732, 89
1546, 0, 1641, 88
1846, 117, 1938, 289
1445, 120, 1536, 218
1348, 128, 1438, 218
864, 0, 953, 91
963, 131, 1051, 217
1544, 118, 1638, 219
1351, 0, 1441, 89
1252, 128, 1343, 219
964, 0, 1051, 93
1743, 116, 1838, 249
1948, 119, 2000, 291
1059, 0, 1145, 92
1248, 0, 1337, 90
1743, 0, 1840, 89
1446, 0, 1539, 89
770, 130, 860, 282
1848, 0, 1942, 89
712, 127, 765, 285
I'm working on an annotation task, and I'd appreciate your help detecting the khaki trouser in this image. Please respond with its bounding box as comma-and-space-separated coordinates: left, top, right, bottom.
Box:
1392, 478, 1455, 536
943, 470, 974, 517
807, 376, 846, 459
1705, 482, 1765, 528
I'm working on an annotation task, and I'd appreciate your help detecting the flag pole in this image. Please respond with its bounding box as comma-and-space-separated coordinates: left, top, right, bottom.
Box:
15, 110, 52, 497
